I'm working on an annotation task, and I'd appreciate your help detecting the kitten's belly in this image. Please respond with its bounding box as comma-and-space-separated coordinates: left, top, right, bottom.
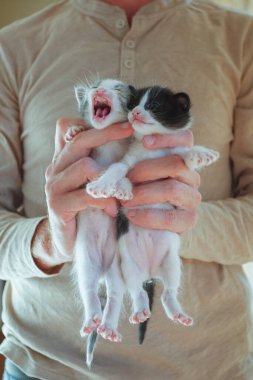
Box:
121, 224, 179, 279
92, 139, 129, 167
76, 207, 116, 271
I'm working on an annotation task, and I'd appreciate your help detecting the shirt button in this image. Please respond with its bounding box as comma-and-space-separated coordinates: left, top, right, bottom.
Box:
124, 59, 134, 69
115, 19, 126, 29
126, 39, 136, 49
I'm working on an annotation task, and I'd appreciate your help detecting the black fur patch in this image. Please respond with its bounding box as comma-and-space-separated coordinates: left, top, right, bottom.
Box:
116, 209, 129, 239
139, 280, 155, 344
128, 85, 191, 131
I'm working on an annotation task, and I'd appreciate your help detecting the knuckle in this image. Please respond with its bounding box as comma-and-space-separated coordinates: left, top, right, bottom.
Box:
45, 176, 60, 197
195, 190, 202, 204
44, 181, 51, 195
80, 157, 99, 178
56, 117, 69, 130
45, 164, 53, 180
45, 186, 56, 209
189, 210, 198, 226
166, 155, 184, 171
165, 179, 179, 197
164, 209, 177, 226
194, 171, 201, 188
81, 156, 94, 168
134, 184, 146, 199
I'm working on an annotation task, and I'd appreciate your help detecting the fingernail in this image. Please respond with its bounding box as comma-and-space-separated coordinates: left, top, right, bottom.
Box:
127, 210, 137, 218
143, 135, 156, 145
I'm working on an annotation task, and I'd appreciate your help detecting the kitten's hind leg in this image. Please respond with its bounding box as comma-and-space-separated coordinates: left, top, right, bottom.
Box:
98, 256, 124, 342
75, 242, 103, 337
158, 233, 193, 327
119, 236, 151, 324
78, 273, 103, 337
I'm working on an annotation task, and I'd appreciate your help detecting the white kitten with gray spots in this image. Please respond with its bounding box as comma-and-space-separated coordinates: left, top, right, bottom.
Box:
87, 85, 219, 339
65, 79, 132, 366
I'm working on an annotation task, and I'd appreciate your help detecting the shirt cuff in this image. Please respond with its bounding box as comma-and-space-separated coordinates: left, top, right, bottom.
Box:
1, 216, 63, 279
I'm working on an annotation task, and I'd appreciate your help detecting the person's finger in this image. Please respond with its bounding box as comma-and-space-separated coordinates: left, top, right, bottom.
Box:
54, 122, 133, 173
122, 179, 201, 209
128, 156, 201, 188
126, 208, 197, 234
52, 189, 118, 217
142, 130, 193, 150
46, 157, 103, 194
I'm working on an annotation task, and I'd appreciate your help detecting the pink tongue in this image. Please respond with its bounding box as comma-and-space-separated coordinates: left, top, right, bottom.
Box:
102, 107, 110, 117
96, 108, 103, 117
96, 106, 110, 118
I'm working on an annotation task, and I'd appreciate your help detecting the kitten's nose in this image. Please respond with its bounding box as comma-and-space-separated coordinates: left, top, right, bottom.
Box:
130, 107, 146, 124
132, 107, 142, 117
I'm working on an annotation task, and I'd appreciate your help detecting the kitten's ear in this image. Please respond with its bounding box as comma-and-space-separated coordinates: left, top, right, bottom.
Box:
129, 85, 136, 93
174, 92, 191, 112
74, 85, 87, 108
128, 85, 137, 99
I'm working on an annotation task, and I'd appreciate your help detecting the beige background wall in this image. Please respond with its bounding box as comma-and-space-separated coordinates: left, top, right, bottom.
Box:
0, 0, 253, 28
0, 0, 58, 28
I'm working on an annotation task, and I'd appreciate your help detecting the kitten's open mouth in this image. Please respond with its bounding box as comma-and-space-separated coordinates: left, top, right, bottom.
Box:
93, 96, 112, 120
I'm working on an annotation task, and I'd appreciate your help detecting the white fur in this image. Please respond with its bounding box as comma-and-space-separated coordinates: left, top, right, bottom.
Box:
88, 88, 219, 328
66, 79, 131, 348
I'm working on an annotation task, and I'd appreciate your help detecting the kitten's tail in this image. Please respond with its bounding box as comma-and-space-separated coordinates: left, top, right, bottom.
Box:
86, 330, 98, 369
86, 290, 107, 368
139, 280, 155, 345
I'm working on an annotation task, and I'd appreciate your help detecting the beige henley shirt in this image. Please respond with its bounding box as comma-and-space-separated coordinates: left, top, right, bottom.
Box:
0, 0, 253, 379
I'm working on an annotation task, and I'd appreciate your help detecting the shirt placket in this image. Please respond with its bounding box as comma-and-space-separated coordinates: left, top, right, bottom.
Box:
118, 16, 145, 84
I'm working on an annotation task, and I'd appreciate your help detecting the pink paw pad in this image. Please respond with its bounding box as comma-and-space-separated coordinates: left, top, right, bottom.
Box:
64, 126, 84, 142
97, 325, 122, 343
173, 314, 193, 327
129, 310, 151, 324
80, 315, 102, 337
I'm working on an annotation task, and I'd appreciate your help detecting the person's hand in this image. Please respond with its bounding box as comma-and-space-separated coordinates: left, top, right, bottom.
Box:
32, 118, 133, 272
121, 131, 201, 234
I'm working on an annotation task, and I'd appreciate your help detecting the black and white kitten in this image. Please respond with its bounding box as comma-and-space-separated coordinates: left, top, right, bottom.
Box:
65, 79, 132, 366
87, 85, 219, 340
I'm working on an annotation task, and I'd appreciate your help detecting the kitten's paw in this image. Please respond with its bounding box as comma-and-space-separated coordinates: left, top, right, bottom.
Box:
129, 310, 151, 324
173, 313, 193, 327
184, 148, 219, 170
80, 315, 102, 337
64, 125, 85, 142
86, 180, 114, 199
97, 324, 122, 343
113, 178, 133, 200
184, 147, 220, 169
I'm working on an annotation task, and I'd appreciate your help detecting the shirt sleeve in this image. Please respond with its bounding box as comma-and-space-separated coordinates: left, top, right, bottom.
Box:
0, 36, 53, 280
181, 20, 253, 266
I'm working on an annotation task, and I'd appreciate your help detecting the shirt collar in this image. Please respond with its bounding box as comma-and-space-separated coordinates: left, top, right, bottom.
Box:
72, 0, 191, 19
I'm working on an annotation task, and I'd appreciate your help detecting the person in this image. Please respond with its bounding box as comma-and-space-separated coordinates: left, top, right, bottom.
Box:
0, 0, 253, 379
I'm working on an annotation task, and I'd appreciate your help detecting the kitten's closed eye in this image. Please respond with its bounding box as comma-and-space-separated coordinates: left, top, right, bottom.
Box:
145, 101, 160, 112
114, 85, 123, 91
